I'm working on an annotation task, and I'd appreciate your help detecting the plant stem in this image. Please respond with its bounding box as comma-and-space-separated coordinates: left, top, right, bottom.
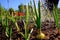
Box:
15, 22, 20, 32
9, 22, 12, 40
24, 23, 28, 40
27, 28, 33, 40
24, 4, 29, 40
5, 14, 9, 37
38, 0, 41, 30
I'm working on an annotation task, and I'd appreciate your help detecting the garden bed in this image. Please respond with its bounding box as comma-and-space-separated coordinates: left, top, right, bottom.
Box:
0, 20, 60, 40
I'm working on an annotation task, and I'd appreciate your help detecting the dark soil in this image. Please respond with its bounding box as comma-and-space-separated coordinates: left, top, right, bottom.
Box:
0, 20, 60, 40
29, 20, 60, 40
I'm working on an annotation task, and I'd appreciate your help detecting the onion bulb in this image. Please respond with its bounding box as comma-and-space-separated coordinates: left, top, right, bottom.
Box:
37, 32, 45, 39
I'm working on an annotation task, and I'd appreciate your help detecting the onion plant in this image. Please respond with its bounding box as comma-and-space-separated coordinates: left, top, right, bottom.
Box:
33, 0, 41, 29
2, 10, 21, 40
53, 5, 60, 33
33, 0, 45, 39
4, 11, 12, 40
8, 20, 12, 40
27, 0, 35, 40
5, 11, 9, 37
0, 5, 10, 39
6, 12, 24, 40
24, 3, 29, 40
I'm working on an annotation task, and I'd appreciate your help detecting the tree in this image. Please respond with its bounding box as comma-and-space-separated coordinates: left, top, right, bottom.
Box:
18, 4, 23, 12
45, 0, 59, 11
8, 8, 14, 15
